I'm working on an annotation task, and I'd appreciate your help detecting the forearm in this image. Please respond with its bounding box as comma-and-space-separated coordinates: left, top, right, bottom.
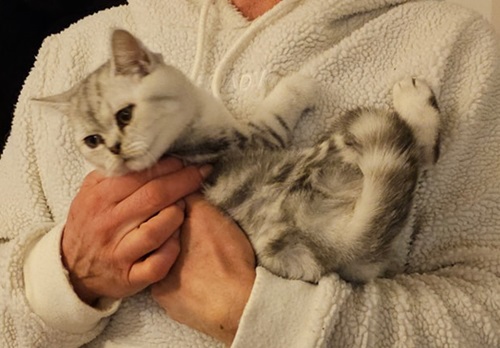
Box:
0, 226, 109, 347
0, 35, 109, 346
232, 267, 341, 348
0, 145, 109, 346
23, 223, 120, 333
233, 264, 500, 348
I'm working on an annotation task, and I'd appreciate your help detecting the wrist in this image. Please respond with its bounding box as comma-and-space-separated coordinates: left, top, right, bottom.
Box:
64, 270, 100, 306
215, 270, 256, 346
23, 222, 120, 333
61, 227, 100, 306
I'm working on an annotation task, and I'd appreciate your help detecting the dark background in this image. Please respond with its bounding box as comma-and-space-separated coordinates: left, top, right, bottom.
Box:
0, 0, 126, 152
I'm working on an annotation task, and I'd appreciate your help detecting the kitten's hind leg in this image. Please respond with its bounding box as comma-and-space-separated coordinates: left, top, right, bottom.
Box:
393, 77, 441, 166
330, 107, 421, 282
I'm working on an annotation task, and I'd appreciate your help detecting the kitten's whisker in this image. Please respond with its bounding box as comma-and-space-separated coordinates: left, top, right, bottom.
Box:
123, 140, 148, 158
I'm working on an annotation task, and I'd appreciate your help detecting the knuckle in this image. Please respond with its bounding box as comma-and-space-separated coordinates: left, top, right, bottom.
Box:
109, 250, 127, 270
77, 185, 113, 213
143, 262, 170, 283
150, 243, 180, 282
86, 190, 106, 208
140, 225, 165, 250
141, 183, 168, 209
167, 204, 185, 225
82, 170, 102, 186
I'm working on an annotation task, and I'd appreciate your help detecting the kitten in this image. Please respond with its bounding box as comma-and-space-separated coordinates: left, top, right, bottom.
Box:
37, 29, 440, 283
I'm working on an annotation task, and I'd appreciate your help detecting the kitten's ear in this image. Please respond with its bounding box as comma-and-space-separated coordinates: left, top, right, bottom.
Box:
111, 29, 158, 76
32, 86, 77, 114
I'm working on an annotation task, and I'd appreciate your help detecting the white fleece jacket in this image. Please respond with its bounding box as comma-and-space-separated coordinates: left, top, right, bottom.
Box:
1, 0, 500, 347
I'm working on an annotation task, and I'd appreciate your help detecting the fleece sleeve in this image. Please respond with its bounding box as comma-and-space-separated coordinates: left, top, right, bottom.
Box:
23, 222, 121, 334
232, 18, 500, 348
0, 35, 112, 347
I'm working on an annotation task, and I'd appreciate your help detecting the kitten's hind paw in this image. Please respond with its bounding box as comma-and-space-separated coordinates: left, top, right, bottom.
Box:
393, 77, 438, 118
393, 77, 441, 165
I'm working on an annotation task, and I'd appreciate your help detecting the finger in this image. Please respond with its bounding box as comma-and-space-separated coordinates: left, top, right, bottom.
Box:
117, 204, 185, 263
128, 231, 181, 287
116, 166, 205, 224
175, 199, 186, 211
99, 157, 185, 202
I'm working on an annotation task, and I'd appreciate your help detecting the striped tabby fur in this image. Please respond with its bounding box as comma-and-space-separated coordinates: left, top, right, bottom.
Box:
38, 30, 440, 283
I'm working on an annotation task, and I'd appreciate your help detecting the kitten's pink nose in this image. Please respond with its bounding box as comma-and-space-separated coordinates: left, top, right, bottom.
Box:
109, 142, 121, 155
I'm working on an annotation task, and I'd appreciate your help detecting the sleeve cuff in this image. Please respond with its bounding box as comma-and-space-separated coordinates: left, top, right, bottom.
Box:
232, 267, 345, 348
23, 222, 121, 334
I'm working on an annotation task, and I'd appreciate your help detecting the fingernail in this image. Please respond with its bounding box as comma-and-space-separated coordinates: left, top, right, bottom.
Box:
198, 164, 213, 179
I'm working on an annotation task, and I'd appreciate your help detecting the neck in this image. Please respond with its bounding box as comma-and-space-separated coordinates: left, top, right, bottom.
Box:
169, 86, 248, 163
231, 0, 282, 20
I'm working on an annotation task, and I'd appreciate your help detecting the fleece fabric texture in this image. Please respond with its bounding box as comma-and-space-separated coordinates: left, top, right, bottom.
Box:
1, 0, 500, 346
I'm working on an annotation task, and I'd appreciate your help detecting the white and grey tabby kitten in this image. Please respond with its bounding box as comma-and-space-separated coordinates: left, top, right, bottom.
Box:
38, 29, 441, 283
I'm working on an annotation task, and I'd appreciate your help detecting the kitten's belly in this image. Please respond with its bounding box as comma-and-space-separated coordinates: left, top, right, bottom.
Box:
203, 149, 365, 281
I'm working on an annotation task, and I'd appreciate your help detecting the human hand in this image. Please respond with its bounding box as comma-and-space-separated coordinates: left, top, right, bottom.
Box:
62, 157, 210, 306
151, 193, 256, 346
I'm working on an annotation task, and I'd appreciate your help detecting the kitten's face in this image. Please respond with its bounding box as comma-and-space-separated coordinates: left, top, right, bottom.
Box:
67, 62, 196, 176
37, 29, 197, 176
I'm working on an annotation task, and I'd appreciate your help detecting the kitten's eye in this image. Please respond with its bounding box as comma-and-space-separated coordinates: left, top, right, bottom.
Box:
83, 134, 104, 149
116, 104, 134, 128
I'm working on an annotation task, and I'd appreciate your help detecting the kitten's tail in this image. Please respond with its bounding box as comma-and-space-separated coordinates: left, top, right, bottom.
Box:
333, 108, 421, 282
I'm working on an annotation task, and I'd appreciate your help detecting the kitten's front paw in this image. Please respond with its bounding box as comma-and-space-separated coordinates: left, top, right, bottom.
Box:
254, 74, 320, 146
280, 74, 320, 109
393, 77, 441, 165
